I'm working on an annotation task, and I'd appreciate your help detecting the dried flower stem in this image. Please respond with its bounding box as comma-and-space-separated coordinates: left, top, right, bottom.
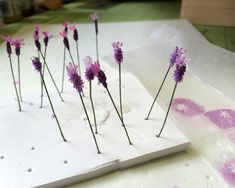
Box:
39, 50, 64, 102
61, 46, 66, 93
145, 66, 171, 120
89, 81, 98, 134
119, 63, 123, 120
40, 71, 67, 142
17, 55, 23, 102
106, 88, 132, 145
40, 46, 47, 108
9, 56, 21, 111
79, 92, 101, 154
157, 83, 177, 137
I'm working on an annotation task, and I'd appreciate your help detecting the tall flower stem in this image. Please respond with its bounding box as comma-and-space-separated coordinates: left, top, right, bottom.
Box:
40, 71, 67, 142
40, 46, 47, 108
106, 88, 132, 145
9, 56, 21, 111
68, 49, 76, 66
119, 63, 123, 120
17, 55, 23, 102
39, 50, 64, 102
89, 81, 98, 134
96, 34, 99, 61
145, 66, 171, 120
61, 46, 66, 93
79, 92, 101, 154
157, 83, 177, 137
75, 41, 81, 76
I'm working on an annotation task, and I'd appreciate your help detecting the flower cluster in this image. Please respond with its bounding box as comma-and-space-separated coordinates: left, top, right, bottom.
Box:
169, 47, 186, 67
112, 42, 123, 64
97, 70, 107, 88
59, 31, 70, 50
42, 31, 49, 47
66, 63, 84, 93
32, 57, 42, 72
69, 24, 78, 41
90, 13, 99, 34
1, 36, 25, 56
33, 25, 41, 51
84, 56, 101, 81
1, 36, 12, 56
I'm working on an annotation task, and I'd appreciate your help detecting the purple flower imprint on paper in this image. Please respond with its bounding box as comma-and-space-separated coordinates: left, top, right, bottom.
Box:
172, 98, 205, 116
204, 109, 235, 129
218, 158, 235, 187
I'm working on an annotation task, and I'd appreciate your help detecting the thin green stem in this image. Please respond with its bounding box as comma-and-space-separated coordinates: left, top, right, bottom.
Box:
40, 46, 47, 108
39, 50, 64, 102
79, 92, 101, 154
61, 46, 66, 93
96, 34, 99, 61
68, 49, 76, 66
17, 55, 23, 102
119, 63, 123, 120
157, 83, 177, 137
9, 56, 21, 111
40, 72, 66, 142
89, 81, 98, 134
75, 41, 81, 76
106, 88, 132, 145
145, 66, 171, 120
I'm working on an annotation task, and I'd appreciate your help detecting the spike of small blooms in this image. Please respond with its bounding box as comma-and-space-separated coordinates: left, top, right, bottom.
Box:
169, 47, 186, 67
90, 13, 98, 34
97, 70, 107, 88
12, 38, 25, 56
1, 35, 13, 56
66, 63, 84, 93
69, 25, 78, 41
85, 68, 95, 81
84, 56, 93, 69
173, 64, 186, 83
32, 57, 42, 72
42, 31, 49, 47
34, 24, 41, 35
112, 42, 123, 64
90, 61, 100, 76
63, 21, 70, 32
175, 53, 190, 66
59, 31, 70, 50
33, 33, 41, 51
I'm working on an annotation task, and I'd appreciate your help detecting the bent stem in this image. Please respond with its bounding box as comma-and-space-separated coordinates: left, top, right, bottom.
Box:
145, 66, 171, 120
157, 83, 177, 137
75, 41, 81, 76
61, 46, 66, 93
17, 55, 23, 102
79, 92, 101, 154
89, 81, 98, 134
40, 72, 67, 142
40, 46, 47, 108
106, 88, 132, 145
119, 63, 123, 120
9, 56, 21, 111
39, 50, 64, 102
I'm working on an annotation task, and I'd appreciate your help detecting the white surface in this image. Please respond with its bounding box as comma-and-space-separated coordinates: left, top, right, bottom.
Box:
0, 20, 231, 187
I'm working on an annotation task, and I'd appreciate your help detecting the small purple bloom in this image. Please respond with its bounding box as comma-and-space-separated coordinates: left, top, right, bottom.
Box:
69, 24, 78, 41
33, 33, 41, 51
63, 21, 70, 32
85, 68, 95, 81
1, 35, 12, 56
90, 13, 98, 34
66, 63, 84, 93
97, 70, 107, 88
59, 31, 70, 50
112, 42, 123, 64
84, 56, 93, 69
42, 31, 49, 47
12, 38, 25, 56
173, 64, 186, 83
90, 61, 100, 76
169, 47, 187, 67
32, 57, 42, 72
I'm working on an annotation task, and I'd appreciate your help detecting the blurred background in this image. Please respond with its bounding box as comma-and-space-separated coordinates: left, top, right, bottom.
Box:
0, 0, 234, 52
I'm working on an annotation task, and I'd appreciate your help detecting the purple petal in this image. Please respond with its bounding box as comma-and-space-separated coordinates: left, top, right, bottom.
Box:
218, 158, 235, 187
172, 98, 205, 116
204, 109, 235, 129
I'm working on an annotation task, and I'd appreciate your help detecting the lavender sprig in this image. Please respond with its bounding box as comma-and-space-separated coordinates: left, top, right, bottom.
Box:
1, 35, 21, 111
67, 63, 101, 154
90, 13, 99, 61
32, 57, 66, 142
157, 53, 188, 137
145, 47, 185, 120
97, 69, 132, 145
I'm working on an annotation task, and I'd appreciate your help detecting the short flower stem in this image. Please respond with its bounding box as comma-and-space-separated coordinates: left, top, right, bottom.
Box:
75, 41, 81, 76
145, 66, 171, 120
40, 46, 47, 108
96, 34, 99, 61
17, 55, 23, 102
89, 81, 98, 134
79, 92, 101, 154
40, 72, 67, 142
61, 46, 66, 93
157, 83, 177, 137
106, 88, 132, 145
39, 50, 64, 102
8, 56, 21, 111
119, 63, 123, 120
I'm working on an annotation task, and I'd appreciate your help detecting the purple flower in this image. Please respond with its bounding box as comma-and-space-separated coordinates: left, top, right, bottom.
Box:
32, 57, 42, 72
84, 56, 101, 81
63, 21, 70, 32
12, 38, 25, 56
169, 47, 186, 67
33, 32, 41, 51
34, 24, 41, 35
1, 35, 13, 56
173, 64, 186, 83
90, 61, 100, 76
97, 70, 107, 88
85, 68, 95, 81
112, 42, 123, 64
90, 13, 98, 34
69, 24, 78, 41
42, 31, 49, 47
66, 63, 84, 93
59, 31, 70, 50
84, 56, 93, 68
